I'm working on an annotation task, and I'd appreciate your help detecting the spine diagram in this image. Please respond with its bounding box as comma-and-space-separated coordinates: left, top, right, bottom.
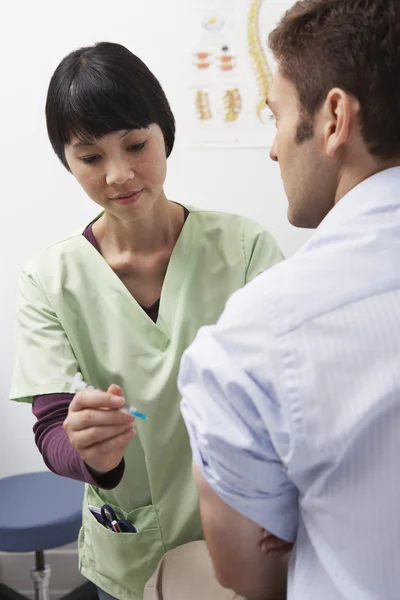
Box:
224, 88, 242, 122
247, 0, 273, 120
196, 91, 212, 121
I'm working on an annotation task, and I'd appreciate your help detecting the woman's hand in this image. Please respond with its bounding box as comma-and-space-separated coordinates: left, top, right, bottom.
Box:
63, 383, 135, 474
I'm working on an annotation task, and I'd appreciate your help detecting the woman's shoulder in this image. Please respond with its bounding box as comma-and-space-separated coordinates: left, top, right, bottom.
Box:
184, 204, 267, 235
184, 204, 284, 276
22, 228, 88, 278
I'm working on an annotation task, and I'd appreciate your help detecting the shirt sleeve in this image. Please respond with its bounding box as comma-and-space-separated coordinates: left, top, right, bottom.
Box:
32, 393, 125, 490
243, 221, 285, 283
179, 283, 298, 543
10, 266, 80, 403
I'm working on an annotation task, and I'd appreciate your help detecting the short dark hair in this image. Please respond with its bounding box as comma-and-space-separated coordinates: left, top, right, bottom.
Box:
46, 42, 176, 169
269, 0, 400, 159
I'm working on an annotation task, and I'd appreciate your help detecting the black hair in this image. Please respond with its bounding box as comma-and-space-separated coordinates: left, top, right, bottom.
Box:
46, 42, 176, 170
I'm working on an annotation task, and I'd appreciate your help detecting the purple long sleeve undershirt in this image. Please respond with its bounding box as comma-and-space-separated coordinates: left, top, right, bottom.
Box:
32, 393, 125, 488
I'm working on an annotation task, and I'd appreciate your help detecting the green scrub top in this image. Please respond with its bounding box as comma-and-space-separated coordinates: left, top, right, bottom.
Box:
10, 205, 283, 600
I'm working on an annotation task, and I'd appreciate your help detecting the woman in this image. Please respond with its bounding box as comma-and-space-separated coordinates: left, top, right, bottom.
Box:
10, 42, 284, 600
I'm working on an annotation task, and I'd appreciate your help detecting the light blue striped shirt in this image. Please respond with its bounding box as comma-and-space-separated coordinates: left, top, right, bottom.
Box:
179, 167, 400, 600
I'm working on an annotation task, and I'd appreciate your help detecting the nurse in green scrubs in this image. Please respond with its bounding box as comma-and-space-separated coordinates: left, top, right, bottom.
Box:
10, 42, 284, 600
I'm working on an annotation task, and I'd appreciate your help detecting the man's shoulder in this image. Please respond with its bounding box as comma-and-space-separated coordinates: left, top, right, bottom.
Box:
223, 235, 374, 339
239, 222, 399, 346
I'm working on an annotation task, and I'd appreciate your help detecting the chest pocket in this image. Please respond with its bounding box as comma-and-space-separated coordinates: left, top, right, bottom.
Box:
82, 494, 165, 598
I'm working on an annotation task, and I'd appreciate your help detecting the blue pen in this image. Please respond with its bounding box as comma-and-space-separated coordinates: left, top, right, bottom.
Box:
64, 373, 148, 421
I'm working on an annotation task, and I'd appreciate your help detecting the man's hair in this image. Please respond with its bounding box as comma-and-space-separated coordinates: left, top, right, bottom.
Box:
46, 42, 175, 170
269, 0, 400, 158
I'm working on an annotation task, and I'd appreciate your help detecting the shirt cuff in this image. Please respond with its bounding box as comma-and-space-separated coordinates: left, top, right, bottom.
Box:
84, 460, 125, 490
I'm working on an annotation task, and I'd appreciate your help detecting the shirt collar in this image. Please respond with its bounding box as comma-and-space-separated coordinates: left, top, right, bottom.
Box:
306, 166, 400, 243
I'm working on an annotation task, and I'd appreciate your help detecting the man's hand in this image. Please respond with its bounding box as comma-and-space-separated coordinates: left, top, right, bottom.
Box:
260, 529, 293, 557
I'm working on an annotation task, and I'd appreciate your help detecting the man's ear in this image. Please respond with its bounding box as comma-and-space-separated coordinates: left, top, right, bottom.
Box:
259, 529, 294, 556
322, 88, 360, 159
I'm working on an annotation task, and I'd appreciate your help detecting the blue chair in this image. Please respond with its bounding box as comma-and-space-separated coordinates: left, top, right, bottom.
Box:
0, 472, 98, 600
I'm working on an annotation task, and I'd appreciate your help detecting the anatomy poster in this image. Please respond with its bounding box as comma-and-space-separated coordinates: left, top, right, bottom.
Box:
181, 0, 280, 148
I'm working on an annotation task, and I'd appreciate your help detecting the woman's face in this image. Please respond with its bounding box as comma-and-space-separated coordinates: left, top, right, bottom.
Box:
64, 124, 168, 220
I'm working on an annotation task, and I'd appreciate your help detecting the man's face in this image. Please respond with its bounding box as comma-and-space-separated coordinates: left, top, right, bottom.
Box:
268, 69, 338, 229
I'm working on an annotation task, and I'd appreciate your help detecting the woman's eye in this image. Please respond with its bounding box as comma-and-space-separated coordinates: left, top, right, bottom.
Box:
128, 142, 146, 153
80, 155, 101, 164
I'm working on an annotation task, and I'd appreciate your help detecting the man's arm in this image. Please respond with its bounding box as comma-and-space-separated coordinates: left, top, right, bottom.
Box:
179, 275, 299, 598
193, 464, 291, 599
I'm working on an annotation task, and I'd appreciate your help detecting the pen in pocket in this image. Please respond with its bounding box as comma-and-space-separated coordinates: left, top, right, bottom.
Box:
88, 504, 138, 534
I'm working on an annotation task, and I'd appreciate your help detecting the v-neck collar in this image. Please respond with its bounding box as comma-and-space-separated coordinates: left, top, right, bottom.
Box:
77, 203, 198, 344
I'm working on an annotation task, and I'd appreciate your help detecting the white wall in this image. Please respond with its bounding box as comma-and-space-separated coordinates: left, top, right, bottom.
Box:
0, 0, 309, 479
0, 0, 308, 591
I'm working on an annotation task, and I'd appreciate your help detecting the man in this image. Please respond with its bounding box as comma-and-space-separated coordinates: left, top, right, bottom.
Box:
178, 1, 400, 599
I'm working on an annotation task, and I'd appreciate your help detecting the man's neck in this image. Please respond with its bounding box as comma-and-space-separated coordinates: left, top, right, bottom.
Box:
334, 158, 400, 206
